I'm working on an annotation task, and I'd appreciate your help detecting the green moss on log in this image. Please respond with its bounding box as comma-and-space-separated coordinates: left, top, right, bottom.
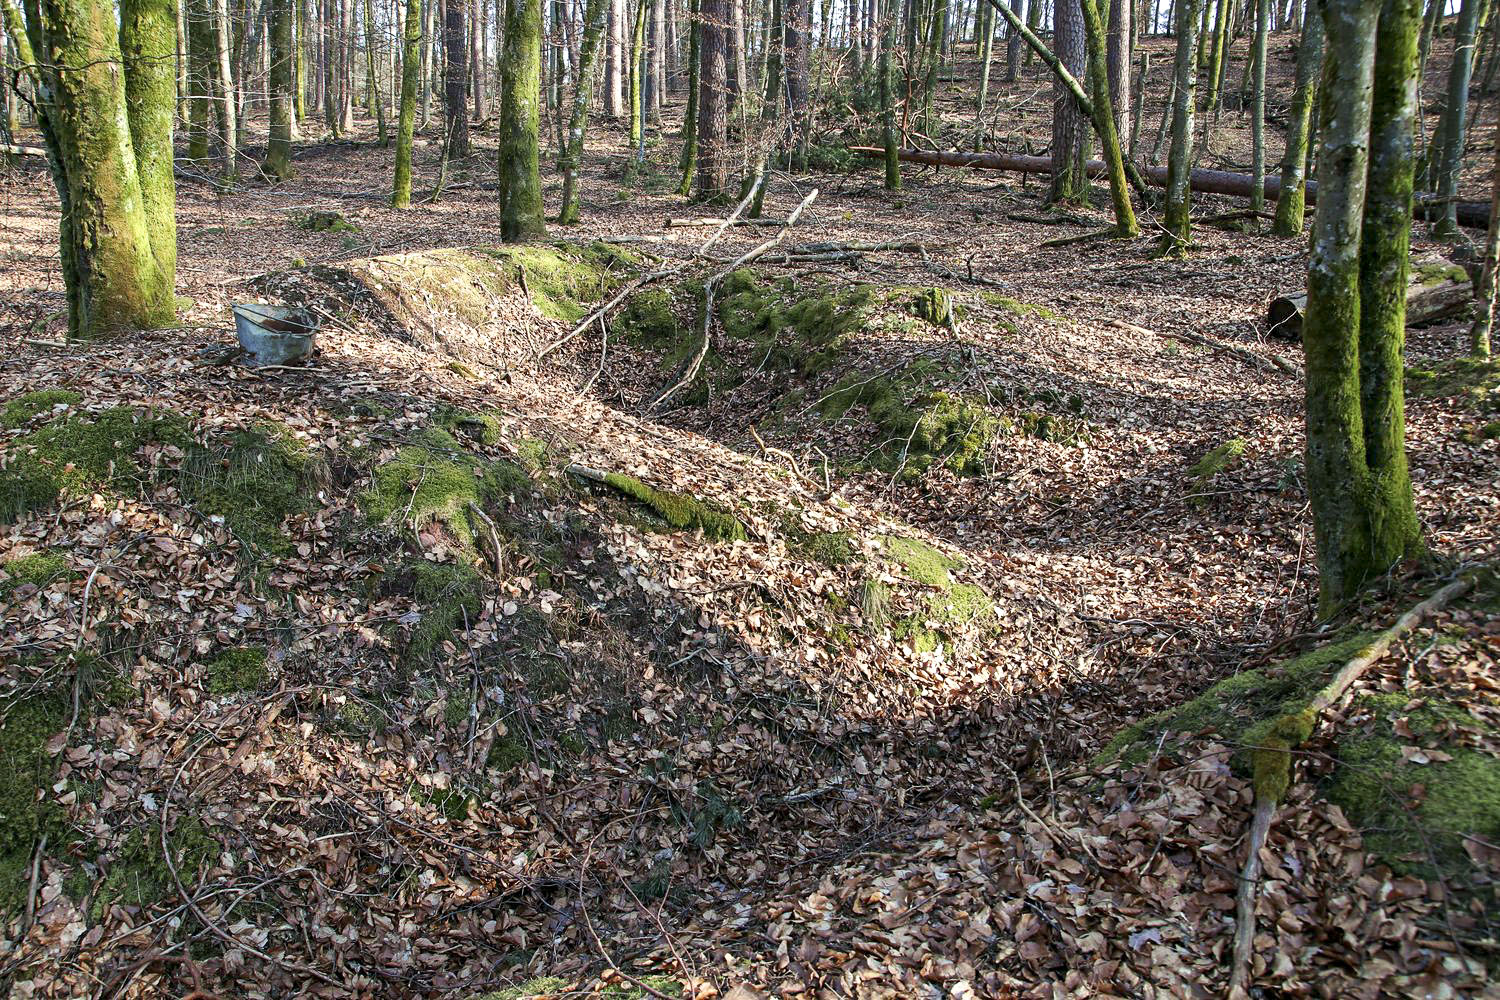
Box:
601, 473, 746, 541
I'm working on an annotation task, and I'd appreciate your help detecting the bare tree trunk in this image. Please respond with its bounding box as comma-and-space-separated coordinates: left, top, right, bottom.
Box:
1472, 116, 1500, 356
1050, 0, 1089, 202
696, 0, 729, 198
214, 0, 239, 172
266, 0, 295, 176
1106, 0, 1129, 139
1248, 0, 1266, 212
445, 0, 470, 154
605, 0, 627, 114
1271, 0, 1319, 234
1432, 0, 1481, 237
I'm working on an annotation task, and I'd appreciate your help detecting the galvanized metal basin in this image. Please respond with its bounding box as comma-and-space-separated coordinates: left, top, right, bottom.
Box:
232, 303, 320, 366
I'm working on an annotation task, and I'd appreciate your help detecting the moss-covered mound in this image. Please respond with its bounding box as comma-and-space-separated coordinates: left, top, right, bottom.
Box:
2, 389, 81, 429
0, 406, 191, 524
177, 424, 319, 554
1327, 692, 1500, 881
380, 559, 485, 670
1406, 356, 1499, 412
880, 536, 996, 652
821, 371, 1000, 479
718, 269, 876, 377
363, 428, 530, 550
0, 687, 67, 912
0, 550, 75, 596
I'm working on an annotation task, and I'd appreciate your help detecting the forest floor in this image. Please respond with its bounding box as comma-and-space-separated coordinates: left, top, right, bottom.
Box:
1, 31, 1499, 1000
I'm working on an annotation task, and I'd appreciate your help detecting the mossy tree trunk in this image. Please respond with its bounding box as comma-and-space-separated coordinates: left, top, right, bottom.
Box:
265, 0, 295, 178
392, 0, 421, 207
120, 0, 176, 286
562, 0, 608, 219
1471, 116, 1500, 356
362, 0, 386, 144
1161, 0, 1199, 252
761, 0, 782, 118
497, 0, 547, 238
1430, 0, 1481, 238
695, 0, 728, 199
677, 0, 700, 195
627, 0, 648, 170
880, 0, 900, 187
22, 0, 176, 337
445, 0, 471, 158
1080, 0, 1138, 234
1303, 0, 1422, 612
185, 0, 213, 157
1248, 0, 1267, 213
783, 0, 808, 136
1271, 0, 1321, 235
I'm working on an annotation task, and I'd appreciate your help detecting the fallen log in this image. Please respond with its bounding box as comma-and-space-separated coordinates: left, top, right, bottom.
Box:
847, 146, 1493, 229
1, 143, 48, 157
1266, 254, 1473, 339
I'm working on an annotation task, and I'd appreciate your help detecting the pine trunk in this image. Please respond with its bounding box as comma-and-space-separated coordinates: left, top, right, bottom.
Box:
1081, 0, 1138, 233
445, 0, 471, 156
696, 0, 728, 198
1248, 0, 1266, 211
1050, 0, 1090, 203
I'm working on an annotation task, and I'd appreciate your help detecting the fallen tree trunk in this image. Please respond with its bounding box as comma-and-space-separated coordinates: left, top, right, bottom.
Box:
1266, 254, 1473, 338
847, 146, 1493, 229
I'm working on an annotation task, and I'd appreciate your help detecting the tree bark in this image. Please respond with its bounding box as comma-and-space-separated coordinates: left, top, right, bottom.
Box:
1472, 117, 1500, 356
696, 0, 728, 198
1162, 0, 1199, 252
266, 0, 295, 176
364, 0, 389, 143
1271, 0, 1320, 235
1303, 0, 1421, 612
392, 0, 421, 206
678, 0, 700, 194
561, 0, 607, 219
1431, 0, 1481, 237
1249, 0, 1267, 212
23, 0, 176, 335
1049, 0, 1089, 203
212, 0, 238, 173
445, 0, 471, 156
605, 0, 626, 114
498, 0, 547, 238
880, 0, 900, 187
1081, 0, 1138, 233
1004, 0, 1022, 80
1106, 0, 1130, 140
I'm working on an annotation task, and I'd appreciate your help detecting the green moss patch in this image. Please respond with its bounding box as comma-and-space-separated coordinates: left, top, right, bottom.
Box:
205, 646, 269, 695
178, 425, 314, 554
363, 429, 529, 549
980, 291, 1062, 321
910, 287, 954, 328
0, 687, 67, 912
718, 269, 875, 377
477, 978, 571, 1000
92, 818, 216, 920
0, 550, 75, 596
1326, 692, 1500, 881
1097, 633, 1379, 769
437, 408, 504, 446
600, 473, 746, 541
296, 210, 359, 233
0, 407, 191, 524
821, 373, 1000, 478
475, 241, 638, 323
1406, 356, 1500, 412
384, 559, 485, 669
882, 536, 964, 588
1188, 438, 1246, 498
2, 389, 81, 429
